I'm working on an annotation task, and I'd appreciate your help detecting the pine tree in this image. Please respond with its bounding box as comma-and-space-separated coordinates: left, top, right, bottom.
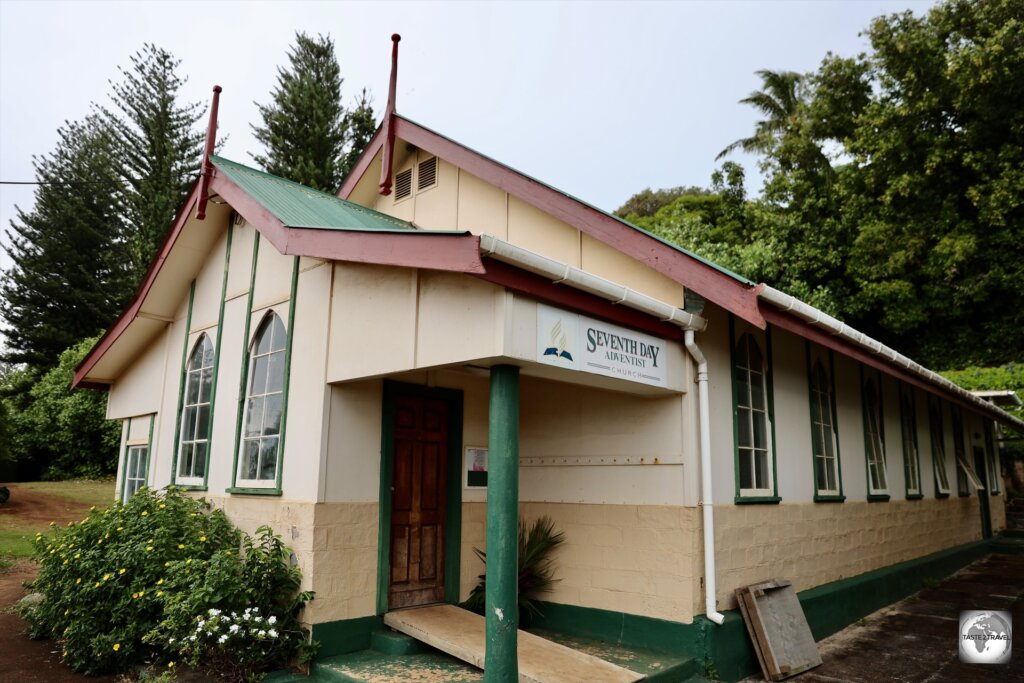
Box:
252, 32, 375, 192
102, 44, 205, 279
1, 116, 127, 371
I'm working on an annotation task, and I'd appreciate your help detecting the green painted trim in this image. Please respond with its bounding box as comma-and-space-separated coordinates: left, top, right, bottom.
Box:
377, 381, 466, 615
805, 343, 844, 501
175, 485, 207, 492
984, 421, 1000, 495
229, 232, 261, 491
898, 382, 924, 500
274, 256, 301, 493
145, 414, 155, 481
485, 364, 520, 682
765, 325, 780, 499
225, 487, 282, 496
728, 314, 741, 503
860, 366, 889, 500
953, 407, 971, 498
734, 495, 781, 505
117, 418, 130, 502
203, 223, 233, 489
310, 615, 383, 658
530, 537, 994, 682
169, 280, 197, 486
928, 396, 951, 498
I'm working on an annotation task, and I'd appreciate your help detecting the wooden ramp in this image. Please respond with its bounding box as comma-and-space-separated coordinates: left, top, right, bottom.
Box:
384, 605, 645, 683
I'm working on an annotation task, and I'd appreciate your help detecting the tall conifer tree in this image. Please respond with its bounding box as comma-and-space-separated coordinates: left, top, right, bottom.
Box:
252, 32, 374, 192
1, 116, 126, 370
102, 44, 206, 279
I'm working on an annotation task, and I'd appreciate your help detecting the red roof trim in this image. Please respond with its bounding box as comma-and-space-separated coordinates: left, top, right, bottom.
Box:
341, 116, 765, 328
474, 260, 687, 343
761, 305, 979, 414
73, 182, 202, 389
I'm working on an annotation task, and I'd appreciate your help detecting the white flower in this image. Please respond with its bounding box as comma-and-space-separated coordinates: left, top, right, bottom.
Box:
242, 613, 250, 621
189, 635, 197, 642
197, 619, 206, 629
258, 630, 267, 637
268, 629, 278, 638
206, 631, 212, 637
267, 616, 277, 625
208, 608, 220, 616
218, 634, 228, 643
229, 624, 240, 633
169, 637, 175, 644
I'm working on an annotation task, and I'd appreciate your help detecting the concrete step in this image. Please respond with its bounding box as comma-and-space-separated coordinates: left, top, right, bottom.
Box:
369, 628, 431, 655
311, 650, 483, 682
385, 604, 645, 683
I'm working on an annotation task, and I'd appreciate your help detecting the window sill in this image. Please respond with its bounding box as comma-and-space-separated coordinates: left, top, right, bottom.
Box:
172, 483, 207, 491
990, 491, 1002, 497
867, 493, 890, 502
226, 487, 282, 496
935, 491, 951, 499
814, 494, 846, 503
957, 492, 971, 498
735, 495, 782, 505
905, 493, 924, 501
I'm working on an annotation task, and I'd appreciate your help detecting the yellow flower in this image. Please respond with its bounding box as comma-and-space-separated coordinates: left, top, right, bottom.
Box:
119, 568, 126, 575
62, 559, 68, 565
104, 533, 109, 539
138, 590, 145, 597
141, 511, 149, 517
168, 662, 175, 668
146, 546, 153, 552
75, 578, 81, 585
94, 582, 100, 588
156, 579, 164, 585
67, 521, 73, 527
97, 539, 103, 545
103, 574, 111, 581
164, 562, 171, 567
68, 543, 74, 549
199, 536, 207, 542
49, 521, 56, 527
186, 559, 192, 564
156, 591, 163, 597
117, 527, 123, 532
178, 544, 185, 550
159, 504, 166, 509
90, 506, 96, 511
112, 643, 120, 652
132, 593, 138, 599
35, 532, 42, 538
63, 651, 67, 657
74, 553, 80, 559
64, 609, 70, 616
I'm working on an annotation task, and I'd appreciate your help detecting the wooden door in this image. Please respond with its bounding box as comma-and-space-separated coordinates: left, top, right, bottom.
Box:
389, 394, 449, 609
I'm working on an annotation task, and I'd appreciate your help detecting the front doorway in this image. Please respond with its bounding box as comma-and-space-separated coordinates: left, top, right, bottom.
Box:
379, 382, 463, 612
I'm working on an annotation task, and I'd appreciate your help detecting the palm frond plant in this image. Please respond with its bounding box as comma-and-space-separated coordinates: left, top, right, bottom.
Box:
463, 515, 566, 622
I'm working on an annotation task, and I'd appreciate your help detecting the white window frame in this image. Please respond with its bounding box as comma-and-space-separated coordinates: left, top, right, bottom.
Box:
734, 330, 775, 498
808, 353, 841, 498
985, 424, 1002, 494
899, 386, 922, 498
123, 446, 149, 503
862, 374, 889, 497
928, 399, 951, 496
176, 334, 214, 486
236, 311, 288, 489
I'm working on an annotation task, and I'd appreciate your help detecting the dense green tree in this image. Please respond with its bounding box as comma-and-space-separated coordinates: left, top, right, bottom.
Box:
1, 336, 120, 480
101, 43, 206, 278
1, 116, 126, 371
614, 185, 709, 220
253, 32, 375, 192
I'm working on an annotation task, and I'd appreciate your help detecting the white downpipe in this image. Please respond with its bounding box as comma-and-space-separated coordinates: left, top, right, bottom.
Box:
757, 285, 1024, 432
479, 235, 707, 332
685, 330, 725, 625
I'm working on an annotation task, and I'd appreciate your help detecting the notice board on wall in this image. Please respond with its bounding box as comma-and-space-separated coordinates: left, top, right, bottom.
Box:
735, 579, 822, 681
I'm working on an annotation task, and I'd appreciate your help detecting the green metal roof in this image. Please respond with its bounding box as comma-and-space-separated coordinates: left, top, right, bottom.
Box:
211, 155, 415, 232
398, 116, 755, 286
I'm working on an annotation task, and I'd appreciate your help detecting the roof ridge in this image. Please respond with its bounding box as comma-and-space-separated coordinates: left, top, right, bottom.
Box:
210, 155, 412, 230
394, 115, 754, 286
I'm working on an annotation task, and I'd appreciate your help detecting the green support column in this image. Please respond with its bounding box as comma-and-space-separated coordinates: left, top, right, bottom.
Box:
485, 364, 520, 682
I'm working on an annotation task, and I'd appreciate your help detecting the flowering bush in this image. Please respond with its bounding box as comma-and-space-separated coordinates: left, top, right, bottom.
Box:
148, 525, 316, 681
24, 486, 239, 674
25, 487, 314, 681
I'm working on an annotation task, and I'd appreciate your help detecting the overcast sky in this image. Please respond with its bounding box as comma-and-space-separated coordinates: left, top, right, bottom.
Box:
0, 0, 936, 275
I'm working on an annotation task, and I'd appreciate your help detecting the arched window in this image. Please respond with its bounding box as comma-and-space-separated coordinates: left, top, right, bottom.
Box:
809, 360, 840, 496
734, 333, 773, 495
862, 377, 889, 496
178, 334, 214, 482
239, 312, 287, 483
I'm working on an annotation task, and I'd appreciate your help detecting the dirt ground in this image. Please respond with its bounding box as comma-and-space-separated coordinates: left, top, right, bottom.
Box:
0, 485, 118, 682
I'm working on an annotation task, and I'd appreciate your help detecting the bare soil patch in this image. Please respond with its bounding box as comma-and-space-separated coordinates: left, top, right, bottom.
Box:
0, 483, 97, 530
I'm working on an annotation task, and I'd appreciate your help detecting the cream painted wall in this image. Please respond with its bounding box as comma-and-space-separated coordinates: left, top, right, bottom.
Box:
107, 326, 170, 419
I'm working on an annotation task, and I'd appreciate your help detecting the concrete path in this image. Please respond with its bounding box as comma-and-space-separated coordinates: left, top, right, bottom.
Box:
744, 553, 1024, 682
384, 604, 645, 683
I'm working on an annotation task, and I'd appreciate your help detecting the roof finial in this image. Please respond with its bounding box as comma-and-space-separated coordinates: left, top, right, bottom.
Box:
196, 85, 222, 220
379, 34, 401, 195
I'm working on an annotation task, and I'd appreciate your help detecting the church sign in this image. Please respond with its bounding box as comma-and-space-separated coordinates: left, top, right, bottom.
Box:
536, 304, 668, 387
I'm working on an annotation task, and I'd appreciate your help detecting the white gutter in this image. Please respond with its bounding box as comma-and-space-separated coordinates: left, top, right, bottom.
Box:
479, 235, 706, 332
757, 285, 1024, 432
684, 330, 725, 625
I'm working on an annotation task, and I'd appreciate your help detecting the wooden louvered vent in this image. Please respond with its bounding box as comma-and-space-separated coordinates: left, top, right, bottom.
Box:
395, 168, 413, 200
418, 156, 438, 191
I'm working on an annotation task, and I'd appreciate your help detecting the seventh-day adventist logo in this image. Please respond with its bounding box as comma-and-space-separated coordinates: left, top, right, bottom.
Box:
543, 318, 574, 361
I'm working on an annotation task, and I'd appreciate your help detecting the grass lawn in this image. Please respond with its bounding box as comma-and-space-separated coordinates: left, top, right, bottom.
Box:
1, 479, 116, 562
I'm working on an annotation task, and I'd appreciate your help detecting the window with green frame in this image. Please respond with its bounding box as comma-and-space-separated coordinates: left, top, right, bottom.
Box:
985, 423, 1001, 494
928, 398, 951, 496
807, 347, 842, 500
732, 327, 777, 500
120, 415, 153, 504
861, 372, 889, 499
237, 312, 287, 487
899, 386, 922, 499
952, 408, 970, 497
177, 334, 214, 485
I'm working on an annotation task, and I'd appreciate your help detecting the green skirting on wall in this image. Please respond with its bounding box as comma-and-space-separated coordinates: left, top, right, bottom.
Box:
308, 538, 992, 681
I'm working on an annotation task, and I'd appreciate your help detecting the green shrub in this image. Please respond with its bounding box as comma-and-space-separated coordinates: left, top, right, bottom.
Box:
463, 515, 565, 621
25, 486, 314, 680
147, 526, 316, 682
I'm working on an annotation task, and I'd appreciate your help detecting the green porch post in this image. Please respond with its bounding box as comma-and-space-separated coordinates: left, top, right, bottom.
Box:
485, 364, 520, 682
